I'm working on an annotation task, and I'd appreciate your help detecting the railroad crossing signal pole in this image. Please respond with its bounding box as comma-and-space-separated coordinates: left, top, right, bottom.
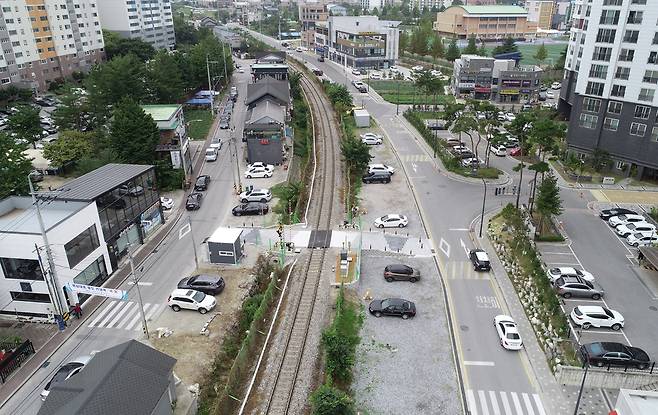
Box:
276, 222, 285, 267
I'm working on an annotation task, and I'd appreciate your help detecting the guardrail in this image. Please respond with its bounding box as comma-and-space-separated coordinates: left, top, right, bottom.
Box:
0, 340, 35, 383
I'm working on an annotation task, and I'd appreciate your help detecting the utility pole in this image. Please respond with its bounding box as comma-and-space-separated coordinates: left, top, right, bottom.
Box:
29, 176, 65, 316
128, 244, 149, 339
232, 132, 242, 193
396, 79, 400, 115
35, 243, 60, 320
206, 54, 214, 115
221, 41, 229, 85
479, 178, 487, 238
188, 216, 199, 267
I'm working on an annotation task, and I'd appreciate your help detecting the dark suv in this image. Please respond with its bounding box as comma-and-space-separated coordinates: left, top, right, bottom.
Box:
383, 264, 420, 282
195, 175, 211, 191
362, 171, 391, 184
469, 249, 491, 271
177, 274, 225, 295
554, 275, 604, 300
580, 342, 651, 370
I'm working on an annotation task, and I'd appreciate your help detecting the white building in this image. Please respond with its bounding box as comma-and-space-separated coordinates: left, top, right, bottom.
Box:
97, 0, 176, 50
408, 0, 453, 12
614, 389, 658, 415
0, 197, 111, 319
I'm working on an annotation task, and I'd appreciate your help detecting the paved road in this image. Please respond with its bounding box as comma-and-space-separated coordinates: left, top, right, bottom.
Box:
2, 68, 253, 415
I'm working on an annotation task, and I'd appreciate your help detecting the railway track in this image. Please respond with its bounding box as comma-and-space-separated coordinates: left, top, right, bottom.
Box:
261, 69, 341, 414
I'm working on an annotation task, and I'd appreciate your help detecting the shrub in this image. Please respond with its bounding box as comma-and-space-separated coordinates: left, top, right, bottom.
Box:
310, 384, 356, 415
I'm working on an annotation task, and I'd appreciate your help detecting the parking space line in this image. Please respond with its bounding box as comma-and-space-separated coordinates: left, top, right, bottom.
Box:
463, 361, 496, 366
540, 252, 574, 255
545, 262, 581, 266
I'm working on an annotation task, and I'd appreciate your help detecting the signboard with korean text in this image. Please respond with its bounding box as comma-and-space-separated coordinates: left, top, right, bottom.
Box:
67, 282, 128, 300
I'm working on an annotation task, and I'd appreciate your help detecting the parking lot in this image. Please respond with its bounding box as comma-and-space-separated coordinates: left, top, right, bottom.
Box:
352, 252, 460, 415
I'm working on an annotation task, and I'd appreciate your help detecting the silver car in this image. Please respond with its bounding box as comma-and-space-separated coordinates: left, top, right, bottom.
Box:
554, 275, 604, 300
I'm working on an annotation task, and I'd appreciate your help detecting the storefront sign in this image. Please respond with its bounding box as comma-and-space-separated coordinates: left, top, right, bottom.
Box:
170, 150, 182, 169
500, 89, 520, 95
475, 87, 491, 93
141, 204, 163, 237
67, 282, 127, 300
458, 82, 475, 89
501, 80, 522, 87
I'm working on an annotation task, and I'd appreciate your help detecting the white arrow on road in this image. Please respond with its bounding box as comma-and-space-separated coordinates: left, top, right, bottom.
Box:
460, 238, 469, 256
412, 162, 418, 173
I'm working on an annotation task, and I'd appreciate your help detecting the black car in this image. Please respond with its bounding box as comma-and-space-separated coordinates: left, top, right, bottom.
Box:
599, 208, 637, 221
383, 264, 420, 282
177, 274, 225, 295
232, 202, 268, 216
195, 175, 211, 191
186, 192, 203, 210
362, 171, 391, 184
457, 151, 476, 160
580, 342, 651, 370
318, 55, 325, 62
469, 249, 491, 271
369, 298, 416, 319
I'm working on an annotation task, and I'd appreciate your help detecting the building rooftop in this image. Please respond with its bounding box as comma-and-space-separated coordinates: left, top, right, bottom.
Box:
53, 164, 153, 202
246, 77, 290, 107
208, 227, 243, 244
246, 99, 285, 126
141, 105, 180, 122
456, 5, 528, 15
0, 196, 88, 235
616, 389, 658, 414
252, 63, 289, 69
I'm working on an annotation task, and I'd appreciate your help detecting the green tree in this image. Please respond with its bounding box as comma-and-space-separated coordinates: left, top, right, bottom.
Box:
399, 30, 409, 56
445, 38, 461, 62
8, 105, 42, 149
0, 132, 33, 197
535, 172, 562, 234
52, 88, 89, 131
534, 43, 548, 67
325, 83, 353, 113
310, 384, 355, 415
109, 98, 160, 164
477, 40, 488, 57
147, 50, 185, 103
76, 147, 121, 175
507, 111, 536, 208
555, 45, 567, 70
188, 36, 233, 92
103, 31, 156, 61
472, 101, 500, 164
341, 136, 372, 172
590, 148, 612, 172
492, 37, 518, 56
430, 35, 445, 60
42, 131, 94, 167
463, 35, 478, 54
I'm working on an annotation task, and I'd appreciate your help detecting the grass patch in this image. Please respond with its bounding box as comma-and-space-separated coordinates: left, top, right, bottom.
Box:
184, 108, 213, 140
369, 80, 455, 106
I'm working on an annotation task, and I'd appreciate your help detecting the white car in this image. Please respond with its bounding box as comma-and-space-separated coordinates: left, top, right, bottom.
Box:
238, 68, 244, 73
368, 163, 395, 175
504, 113, 516, 122
245, 166, 273, 179
451, 145, 471, 154
374, 214, 408, 228
41, 355, 93, 400
461, 157, 481, 168
570, 306, 624, 330
615, 222, 655, 237
430, 69, 442, 77
411, 65, 424, 72
545, 90, 555, 99
626, 231, 658, 247
493, 315, 523, 350
167, 289, 216, 314
360, 134, 383, 145
608, 214, 646, 228
551, 81, 562, 90
210, 137, 222, 150
239, 188, 272, 203
295, 47, 303, 52
351, 68, 361, 76
247, 162, 274, 171
490, 144, 507, 156
369, 71, 382, 80
546, 267, 595, 283
160, 196, 174, 210
389, 66, 399, 73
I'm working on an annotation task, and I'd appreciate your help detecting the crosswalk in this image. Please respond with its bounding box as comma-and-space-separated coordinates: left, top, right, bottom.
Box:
87, 301, 167, 331
466, 389, 546, 415
444, 261, 490, 280
399, 154, 432, 162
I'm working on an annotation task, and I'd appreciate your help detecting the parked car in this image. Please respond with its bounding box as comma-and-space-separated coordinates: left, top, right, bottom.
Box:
360, 132, 383, 142
608, 214, 646, 228
616, 222, 655, 237
247, 162, 274, 171
490, 144, 507, 156
509, 147, 523, 157
245, 166, 273, 178
368, 298, 416, 319
368, 163, 395, 175
160, 196, 174, 210
383, 264, 420, 283
505, 139, 520, 148
29, 170, 44, 183
362, 171, 392, 184
374, 214, 408, 228
411, 65, 424, 72
186, 192, 203, 210
361, 135, 382, 145
239, 188, 272, 203
232, 202, 269, 216
210, 137, 222, 150
493, 315, 523, 350
41, 355, 93, 400
626, 231, 658, 247
177, 274, 225, 295
456, 151, 476, 160
426, 120, 447, 130
551, 81, 562, 90
469, 249, 491, 271
451, 145, 470, 154
369, 71, 382, 80
351, 68, 361, 76
352, 80, 368, 93
599, 208, 637, 221
554, 275, 604, 300
118, 184, 144, 197
580, 342, 650, 370
570, 306, 624, 330
219, 118, 230, 129
167, 289, 216, 314
504, 113, 516, 122
205, 147, 218, 161
545, 90, 555, 99
194, 175, 211, 191
461, 157, 481, 168
546, 267, 595, 284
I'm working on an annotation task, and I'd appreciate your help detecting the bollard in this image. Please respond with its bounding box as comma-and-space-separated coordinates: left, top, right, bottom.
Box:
243, 222, 245, 227
369, 227, 372, 232
421, 243, 423, 249
384, 246, 387, 251
395, 230, 398, 235
406, 232, 409, 237
370, 244, 372, 249
397, 248, 400, 253
251, 222, 254, 227
410, 250, 413, 255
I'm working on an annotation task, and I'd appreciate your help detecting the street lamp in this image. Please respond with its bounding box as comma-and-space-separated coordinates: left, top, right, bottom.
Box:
206, 54, 220, 115
479, 178, 487, 238
573, 361, 589, 415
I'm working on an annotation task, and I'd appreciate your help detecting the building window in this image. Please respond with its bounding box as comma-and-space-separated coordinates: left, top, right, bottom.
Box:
634, 105, 651, 119
592, 46, 612, 61
589, 64, 608, 79
64, 225, 100, 268
631, 0, 647, 4
579, 113, 598, 129
608, 101, 623, 114
611, 85, 626, 97
652, 127, 658, 142
600, 10, 620, 25
614, 67, 630, 80
653, 33, 658, 45
630, 122, 647, 136
643, 70, 658, 84
0, 258, 44, 280
603, 117, 619, 131
639, 88, 655, 102
627, 10, 643, 25
603, 0, 623, 4
73, 255, 108, 286
596, 28, 616, 43
619, 49, 635, 62
585, 81, 605, 96
623, 30, 639, 43
583, 97, 601, 113
10, 292, 51, 303
649, 52, 658, 64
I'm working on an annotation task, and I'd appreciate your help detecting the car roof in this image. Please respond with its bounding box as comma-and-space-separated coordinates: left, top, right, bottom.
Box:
386, 264, 411, 272
575, 305, 606, 314
383, 298, 408, 306
171, 288, 195, 297
190, 274, 219, 282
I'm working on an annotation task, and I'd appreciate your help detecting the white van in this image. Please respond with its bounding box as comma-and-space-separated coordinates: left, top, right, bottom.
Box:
205, 147, 218, 162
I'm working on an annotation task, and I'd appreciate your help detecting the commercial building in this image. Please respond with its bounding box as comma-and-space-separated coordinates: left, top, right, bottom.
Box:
525, 1, 555, 31
0, 0, 105, 92
552, 0, 574, 31
323, 16, 400, 70
614, 389, 658, 415
97, 0, 175, 51
141, 105, 192, 178
299, 0, 328, 48
326, 4, 347, 16
434, 5, 537, 40
251, 51, 289, 81
213, 24, 242, 49
0, 196, 111, 319
559, 1, 658, 180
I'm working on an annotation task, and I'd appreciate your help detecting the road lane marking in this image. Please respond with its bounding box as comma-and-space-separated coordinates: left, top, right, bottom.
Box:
488, 391, 501, 415
499, 392, 512, 415
478, 390, 490, 415
545, 262, 581, 266
539, 252, 574, 255
466, 390, 478, 415
125, 303, 151, 330
179, 223, 191, 239
127, 281, 153, 286
97, 301, 127, 328
460, 238, 469, 255
412, 162, 418, 173
88, 301, 119, 327
522, 393, 536, 415
463, 361, 495, 366
511, 393, 523, 415
439, 238, 450, 257
450, 228, 470, 231
534, 394, 547, 415
107, 301, 134, 328
475, 296, 500, 308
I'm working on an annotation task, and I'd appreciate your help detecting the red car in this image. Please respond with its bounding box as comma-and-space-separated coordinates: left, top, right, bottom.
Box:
509, 147, 523, 157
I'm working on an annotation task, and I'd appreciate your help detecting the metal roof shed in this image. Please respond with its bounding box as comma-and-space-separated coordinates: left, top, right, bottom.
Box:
207, 227, 243, 265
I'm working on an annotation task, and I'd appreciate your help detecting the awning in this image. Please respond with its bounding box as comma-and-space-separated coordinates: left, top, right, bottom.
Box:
185, 98, 212, 106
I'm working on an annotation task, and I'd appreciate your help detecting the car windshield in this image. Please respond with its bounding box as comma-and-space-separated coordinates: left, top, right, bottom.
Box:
617, 215, 628, 221
507, 333, 520, 340
192, 291, 205, 302
603, 308, 614, 318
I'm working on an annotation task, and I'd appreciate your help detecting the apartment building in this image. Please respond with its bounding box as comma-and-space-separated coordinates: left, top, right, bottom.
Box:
0, 0, 104, 92
97, 0, 175, 51
559, 0, 658, 180
409, 0, 454, 11
525, 0, 555, 30
434, 5, 537, 40
299, 0, 328, 48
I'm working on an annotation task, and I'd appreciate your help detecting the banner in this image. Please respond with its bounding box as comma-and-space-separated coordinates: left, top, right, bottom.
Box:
67, 282, 127, 300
